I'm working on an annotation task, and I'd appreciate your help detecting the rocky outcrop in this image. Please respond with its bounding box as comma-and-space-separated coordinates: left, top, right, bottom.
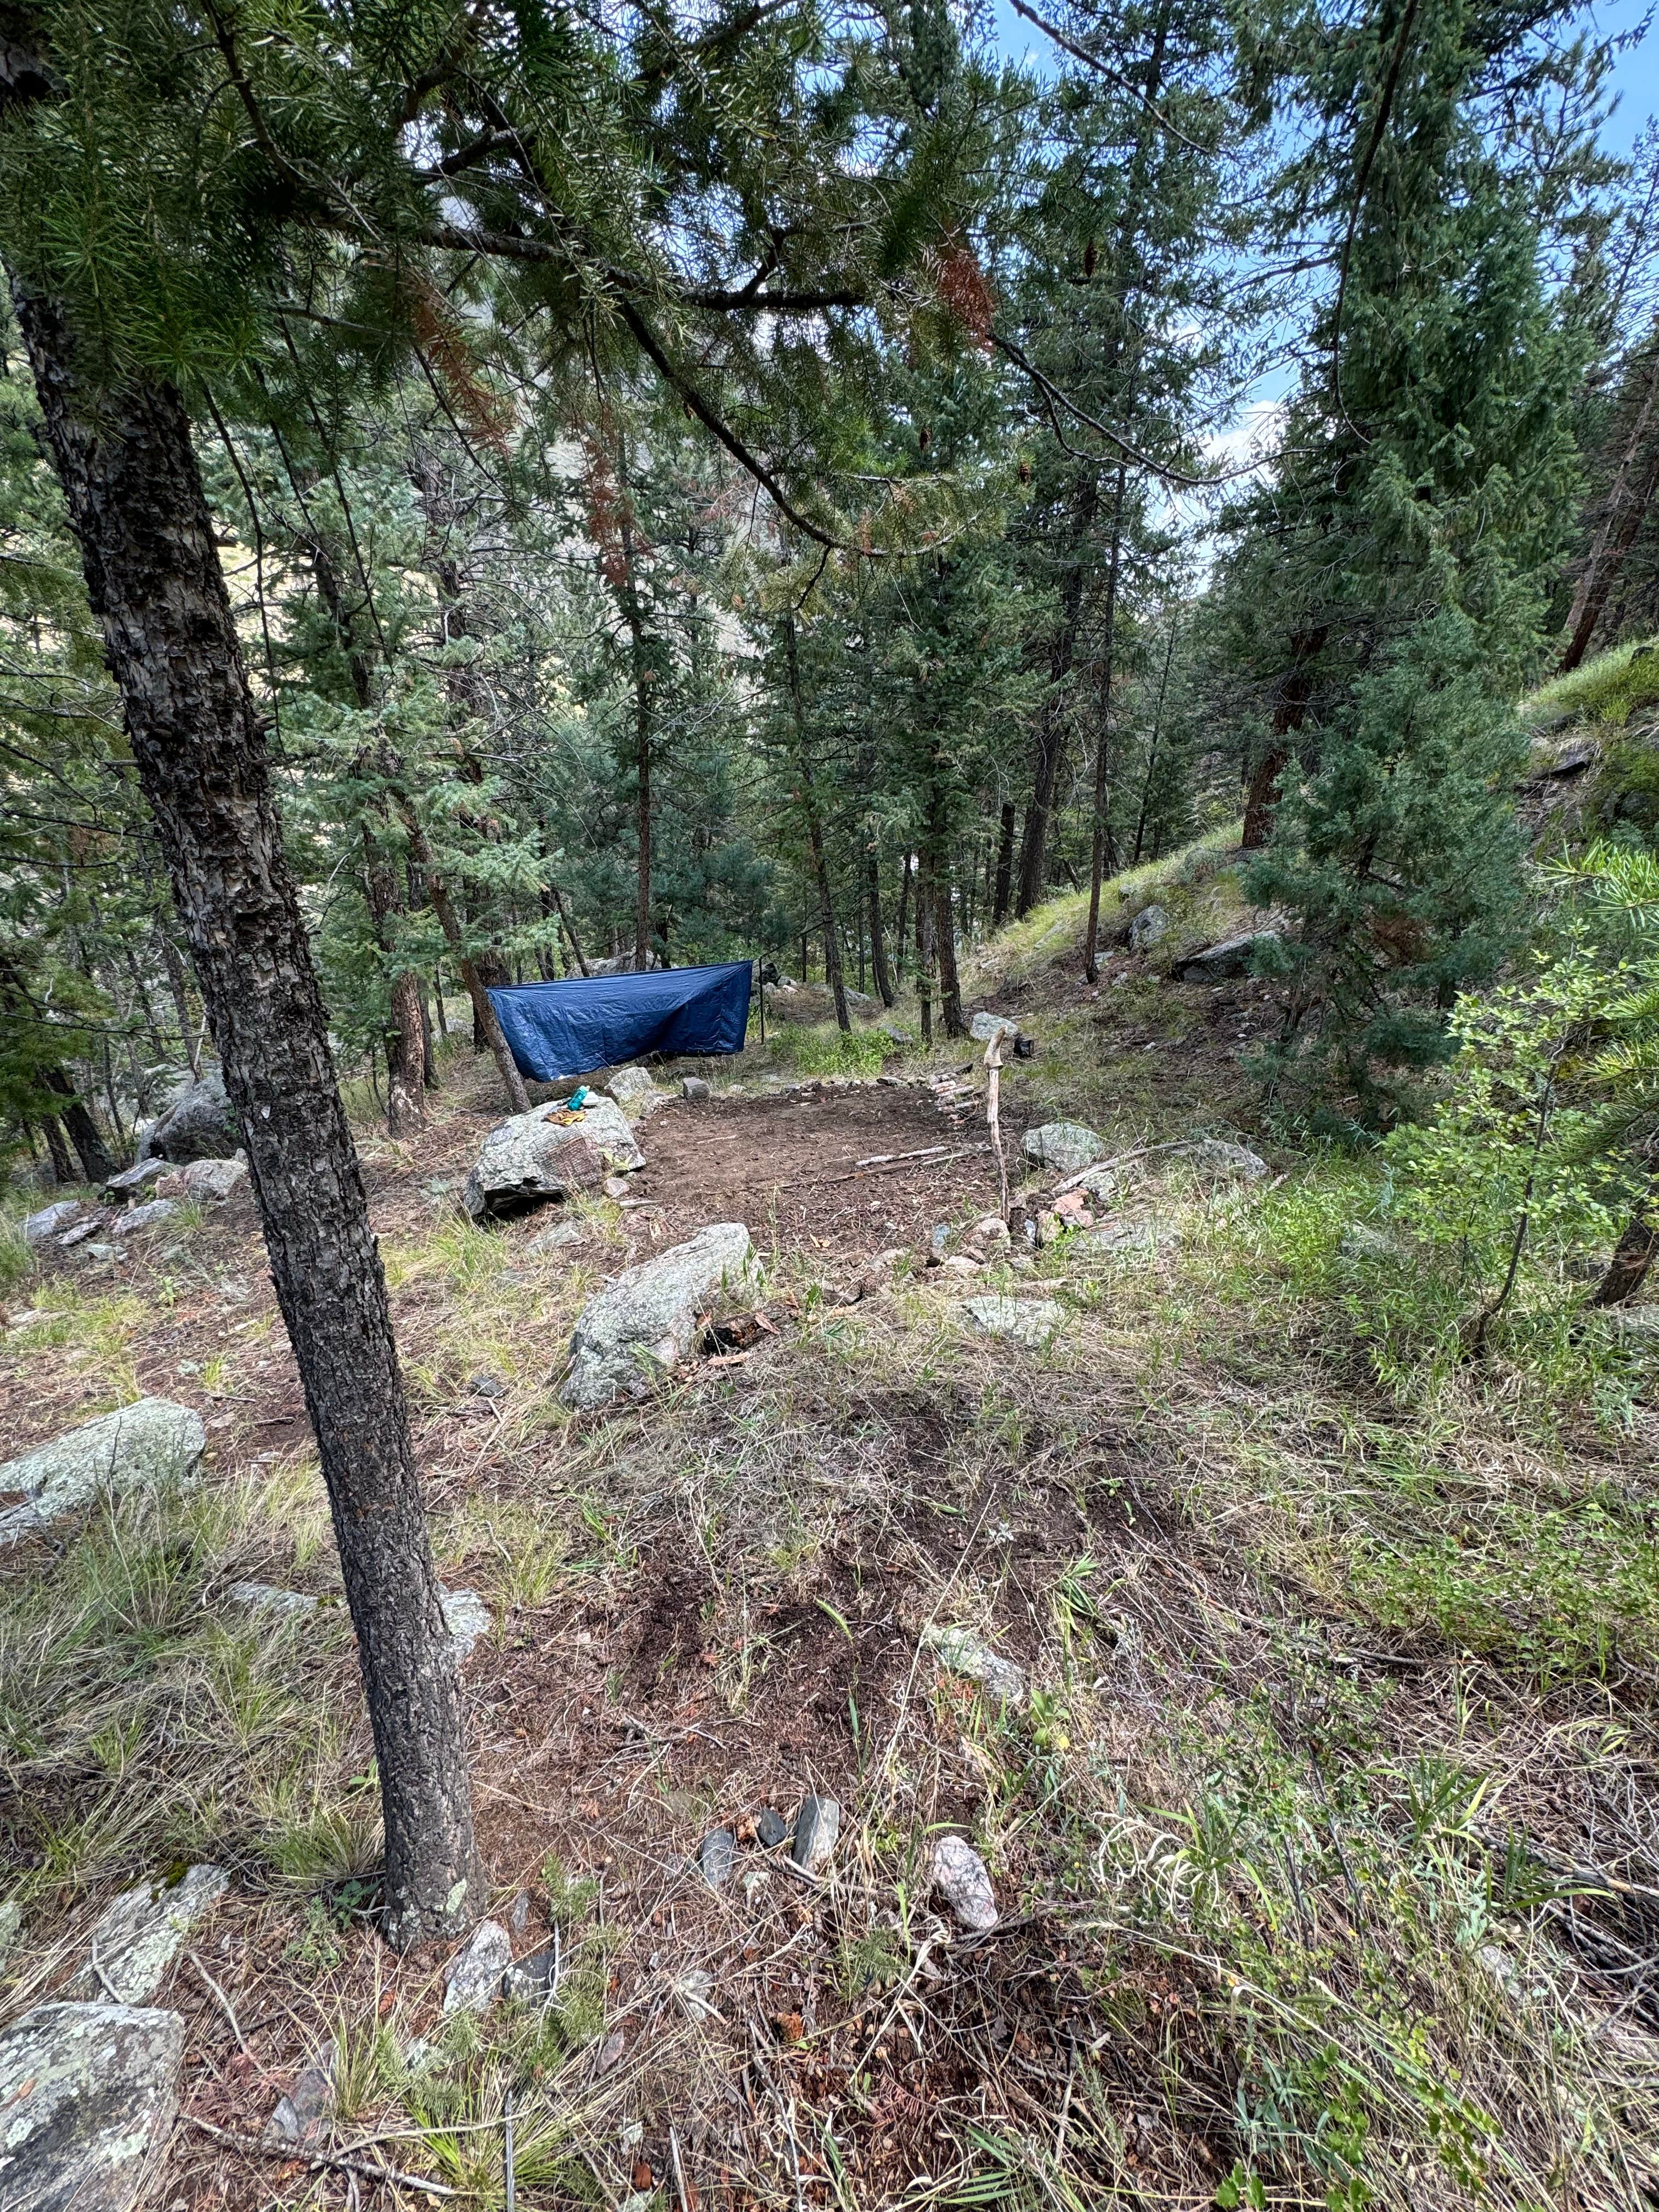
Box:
969, 1011, 1019, 1043
67, 1865, 228, 2004
563, 1221, 753, 1408
0, 2000, 184, 2212
143, 1070, 240, 1163
0, 1399, 206, 1547
923, 1624, 1028, 1707
463, 1097, 645, 1223
23, 1200, 84, 1250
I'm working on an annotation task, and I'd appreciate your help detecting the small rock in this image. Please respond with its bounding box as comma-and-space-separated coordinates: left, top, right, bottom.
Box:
0, 1398, 206, 1548
960, 1296, 1065, 1351
503, 1945, 560, 2005
23, 1200, 84, 1250
924, 1625, 1028, 1708
755, 1809, 788, 1848
931, 1835, 998, 1932
968, 1215, 1011, 1248
792, 1795, 840, 1874
928, 1222, 952, 1266
1022, 1122, 1103, 1176
1128, 902, 1168, 950
675, 1967, 718, 2019
597, 2028, 627, 2072
104, 1160, 170, 1200
0, 2001, 184, 2212
442, 1920, 512, 2016
85, 1243, 126, 1263
441, 1588, 492, 1663
265, 2058, 334, 2148
940, 1255, 980, 1277
699, 1829, 736, 1888
969, 1011, 1019, 1043
227, 1582, 322, 1621
57, 1216, 105, 1249
526, 1218, 584, 1254
67, 1865, 229, 2005
122, 1199, 180, 1234
0, 1898, 22, 1967
467, 1373, 509, 1400
681, 1076, 711, 1100
509, 1891, 531, 1936
562, 1221, 753, 1408
603, 1175, 633, 1199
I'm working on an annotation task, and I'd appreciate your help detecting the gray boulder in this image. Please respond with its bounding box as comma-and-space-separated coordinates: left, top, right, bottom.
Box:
1022, 1122, 1102, 1176
1180, 1138, 1268, 1182
1128, 902, 1168, 950
24, 1200, 84, 1250
605, 1064, 664, 1118
0, 1398, 206, 1547
464, 1097, 645, 1223
0, 2001, 183, 2212
1174, 929, 1282, 981
563, 1221, 753, 1408
969, 1011, 1019, 1044
67, 1864, 229, 2005
961, 1296, 1065, 1351
103, 1159, 170, 1201
121, 1199, 180, 1234
175, 1155, 247, 1203
228, 1581, 323, 1622
145, 1069, 240, 1164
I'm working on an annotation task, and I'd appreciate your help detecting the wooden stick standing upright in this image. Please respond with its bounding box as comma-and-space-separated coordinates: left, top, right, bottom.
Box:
985, 1025, 1009, 1217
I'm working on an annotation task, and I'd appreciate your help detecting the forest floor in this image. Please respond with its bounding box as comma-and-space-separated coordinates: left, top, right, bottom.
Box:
4, 838, 1659, 2211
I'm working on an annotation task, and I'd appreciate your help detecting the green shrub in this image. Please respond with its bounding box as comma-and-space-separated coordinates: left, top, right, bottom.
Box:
766, 1021, 889, 1078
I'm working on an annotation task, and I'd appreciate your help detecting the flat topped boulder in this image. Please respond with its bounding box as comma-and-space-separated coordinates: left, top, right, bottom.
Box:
0, 1398, 206, 1547
563, 1221, 753, 1408
1022, 1122, 1103, 1176
23, 1200, 84, 1250
0, 2000, 184, 2212
464, 1096, 644, 1223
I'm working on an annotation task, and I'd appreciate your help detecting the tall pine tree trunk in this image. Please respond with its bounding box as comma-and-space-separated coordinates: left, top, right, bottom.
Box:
992, 800, 1016, 927
1560, 338, 1659, 673
15, 283, 480, 1949
783, 616, 849, 1030
1084, 464, 1129, 984
867, 843, 895, 1007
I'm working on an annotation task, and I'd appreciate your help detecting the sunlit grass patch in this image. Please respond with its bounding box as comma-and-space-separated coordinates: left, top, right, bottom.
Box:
1526, 634, 1659, 727
767, 1020, 889, 1079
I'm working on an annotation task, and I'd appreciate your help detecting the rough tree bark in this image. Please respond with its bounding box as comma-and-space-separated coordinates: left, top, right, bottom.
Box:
14, 281, 481, 1949
1590, 1178, 1658, 1308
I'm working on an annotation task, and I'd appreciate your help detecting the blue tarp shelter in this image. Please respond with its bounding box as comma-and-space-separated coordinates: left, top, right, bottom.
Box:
488, 962, 753, 1082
